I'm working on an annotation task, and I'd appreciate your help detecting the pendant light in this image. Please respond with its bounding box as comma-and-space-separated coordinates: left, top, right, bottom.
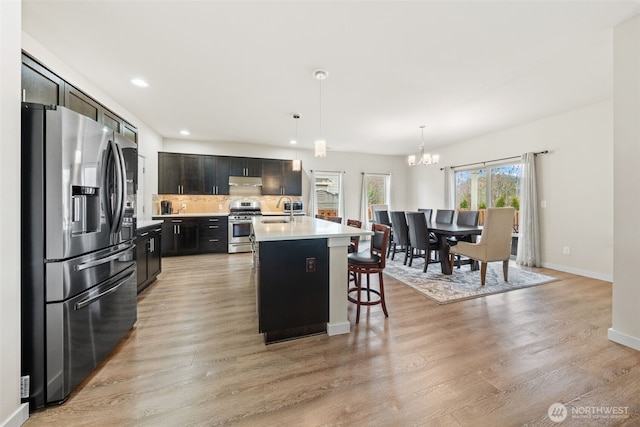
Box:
314, 69, 328, 157
408, 125, 440, 166
291, 113, 301, 171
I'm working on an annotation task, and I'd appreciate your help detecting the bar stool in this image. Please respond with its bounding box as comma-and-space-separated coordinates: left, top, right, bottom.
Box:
346, 219, 362, 253
347, 223, 391, 324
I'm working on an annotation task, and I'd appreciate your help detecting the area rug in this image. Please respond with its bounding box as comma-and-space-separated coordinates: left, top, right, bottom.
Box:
383, 257, 557, 304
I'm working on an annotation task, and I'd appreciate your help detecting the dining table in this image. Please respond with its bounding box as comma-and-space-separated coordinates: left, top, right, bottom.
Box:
427, 221, 483, 275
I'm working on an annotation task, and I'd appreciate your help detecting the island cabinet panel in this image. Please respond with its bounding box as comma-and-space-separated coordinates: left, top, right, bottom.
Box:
257, 238, 329, 343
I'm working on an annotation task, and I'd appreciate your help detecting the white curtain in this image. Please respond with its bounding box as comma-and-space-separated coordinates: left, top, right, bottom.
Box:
337, 172, 345, 218
443, 166, 455, 209
308, 170, 317, 216
360, 173, 368, 228
517, 152, 541, 266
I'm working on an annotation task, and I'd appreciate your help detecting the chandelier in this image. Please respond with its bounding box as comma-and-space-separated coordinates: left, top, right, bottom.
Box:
408, 125, 439, 166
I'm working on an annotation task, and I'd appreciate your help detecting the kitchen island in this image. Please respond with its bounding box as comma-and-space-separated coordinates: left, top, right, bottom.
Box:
252, 216, 370, 343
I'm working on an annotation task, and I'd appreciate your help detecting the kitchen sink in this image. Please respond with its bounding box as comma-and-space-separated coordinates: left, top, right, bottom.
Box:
261, 219, 291, 224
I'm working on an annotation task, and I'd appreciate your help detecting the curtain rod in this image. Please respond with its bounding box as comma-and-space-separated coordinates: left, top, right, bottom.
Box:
440, 150, 549, 171
361, 172, 392, 176
310, 169, 345, 173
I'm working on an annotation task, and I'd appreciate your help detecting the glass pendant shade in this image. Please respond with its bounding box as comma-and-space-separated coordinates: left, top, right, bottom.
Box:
315, 139, 327, 158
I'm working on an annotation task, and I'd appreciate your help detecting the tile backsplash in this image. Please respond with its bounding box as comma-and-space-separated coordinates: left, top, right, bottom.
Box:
151, 194, 302, 215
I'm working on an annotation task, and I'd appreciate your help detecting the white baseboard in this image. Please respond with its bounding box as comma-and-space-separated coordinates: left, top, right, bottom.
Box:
327, 321, 350, 336
1, 403, 28, 427
540, 262, 612, 282
608, 328, 640, 351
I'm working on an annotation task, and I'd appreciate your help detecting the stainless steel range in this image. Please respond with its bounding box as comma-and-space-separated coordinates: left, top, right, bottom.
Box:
228, 201, 261, 253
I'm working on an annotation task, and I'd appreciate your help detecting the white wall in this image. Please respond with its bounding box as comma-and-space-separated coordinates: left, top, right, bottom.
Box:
163, 139, 411, 222
610, 14, 640, 351
410, 100, 614, 281
1, 1, 29, 425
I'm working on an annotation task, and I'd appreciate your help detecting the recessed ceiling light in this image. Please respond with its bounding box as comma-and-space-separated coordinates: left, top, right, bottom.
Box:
289, 139, 297, 145
131, 78, 148, 87
180, 130, 190, 136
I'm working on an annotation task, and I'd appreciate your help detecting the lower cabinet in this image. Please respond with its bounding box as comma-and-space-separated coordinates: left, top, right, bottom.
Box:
199, 216, 229, 253
257, 238, 329, 343
158, 216, 228, 256
136, 226, 162, 293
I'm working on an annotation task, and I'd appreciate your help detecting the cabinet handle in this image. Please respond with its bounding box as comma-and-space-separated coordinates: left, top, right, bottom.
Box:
209, 218, 218, 222
139, 232, 149, 237
171, 219, 183, 223
153, 228, 162, 232
149, 237, 155, 252
22, 89, 26, 102
209, 239, 219, 242
209, 226, 218, 229
177, 225, 181, 234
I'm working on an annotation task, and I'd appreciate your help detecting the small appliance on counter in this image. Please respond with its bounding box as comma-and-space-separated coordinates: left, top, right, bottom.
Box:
284, 201, 303, 214
160, 200, 172, 215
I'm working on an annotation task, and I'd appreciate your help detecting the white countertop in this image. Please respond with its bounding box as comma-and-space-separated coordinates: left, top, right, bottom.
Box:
137, 220, 164, 230
152, 213, 229, 218
252, 215, 371, 242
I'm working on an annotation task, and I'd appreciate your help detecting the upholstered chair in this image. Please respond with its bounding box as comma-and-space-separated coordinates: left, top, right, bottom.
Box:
449, 207, 515, 286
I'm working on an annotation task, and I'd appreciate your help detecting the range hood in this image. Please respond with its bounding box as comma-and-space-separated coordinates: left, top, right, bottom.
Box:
229, 176, 263, 187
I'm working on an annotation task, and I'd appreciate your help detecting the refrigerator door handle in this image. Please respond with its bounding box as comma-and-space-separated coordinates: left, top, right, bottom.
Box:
74, 246, 133, 271
110, 139, 125, 234
74, 270, 135, 310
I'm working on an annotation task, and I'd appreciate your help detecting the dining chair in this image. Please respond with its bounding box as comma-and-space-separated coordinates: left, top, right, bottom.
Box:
418, 208, 433, 222
346, 219, 362, 253
389, 211, 410, 265
449, 207, 515, 286
435, 209, 455, 224
347, 223, 391, 324
373, 210, 393, 257
448, 210, 480, 268
326, 216, 343, 224
406, 212, 439, 273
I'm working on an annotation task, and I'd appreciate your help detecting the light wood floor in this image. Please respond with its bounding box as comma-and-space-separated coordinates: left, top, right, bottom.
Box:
25, 253, 639, 426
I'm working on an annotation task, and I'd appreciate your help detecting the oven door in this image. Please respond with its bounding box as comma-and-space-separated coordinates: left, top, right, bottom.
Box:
229, 220, 254, 253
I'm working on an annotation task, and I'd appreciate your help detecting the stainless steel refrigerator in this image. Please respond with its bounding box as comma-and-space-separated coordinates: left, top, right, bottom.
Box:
21, 103, 138, 410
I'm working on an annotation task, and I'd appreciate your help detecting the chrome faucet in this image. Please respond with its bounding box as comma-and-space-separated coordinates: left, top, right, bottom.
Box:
276, 196, 294, 222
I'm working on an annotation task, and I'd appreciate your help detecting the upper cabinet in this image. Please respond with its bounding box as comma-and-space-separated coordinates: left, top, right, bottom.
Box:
261, 159, 302, 196
203, 155, 230, 195
158, 153, 204, 194
158, 153, 302, 196
21, 52, 138, 142
229, 157, 262, 177
21, 55, 65, 105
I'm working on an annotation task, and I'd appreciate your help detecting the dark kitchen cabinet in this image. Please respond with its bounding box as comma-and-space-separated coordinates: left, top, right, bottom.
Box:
64, 85, 100, 122
158, 152, 204, 194
203, 155, 230, 195
21, 54, 65, 105
257, 238, 329, 343
136, 225, 162, 293
198, 216, 228, 253
230, 157, 262, 177
161, 218, 200, 256
261, 159, 302, 196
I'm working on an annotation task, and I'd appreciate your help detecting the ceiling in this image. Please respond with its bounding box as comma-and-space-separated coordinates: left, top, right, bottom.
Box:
22, 1, 640, 157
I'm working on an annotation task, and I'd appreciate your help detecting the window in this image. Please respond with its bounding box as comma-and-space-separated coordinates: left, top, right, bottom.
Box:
455, 163, 521, 224
364, 174, 390, 220
313, 171, 343, 218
